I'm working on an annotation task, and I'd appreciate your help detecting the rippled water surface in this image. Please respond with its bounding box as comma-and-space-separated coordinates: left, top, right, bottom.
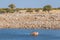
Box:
0, 29, 60, 40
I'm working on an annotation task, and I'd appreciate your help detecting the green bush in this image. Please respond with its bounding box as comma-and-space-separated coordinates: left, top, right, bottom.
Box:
8, 4, 16, 9
0, 9, 6, 13
35, 9, 40, 12
26, 8, 33, 12
15, 8, 20, 12
43, 5, 52, 12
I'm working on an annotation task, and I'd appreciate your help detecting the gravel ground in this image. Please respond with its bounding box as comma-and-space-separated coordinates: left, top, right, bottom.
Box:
0, 13, 60, 29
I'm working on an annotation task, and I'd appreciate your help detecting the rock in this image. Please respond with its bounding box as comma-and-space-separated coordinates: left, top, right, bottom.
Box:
31, 32, 39, 36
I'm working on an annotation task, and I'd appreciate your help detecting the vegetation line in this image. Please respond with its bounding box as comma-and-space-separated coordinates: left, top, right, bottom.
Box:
0, 4, 60, 13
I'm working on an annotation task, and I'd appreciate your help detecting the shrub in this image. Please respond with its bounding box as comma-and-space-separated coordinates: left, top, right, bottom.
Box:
43, 5, 52, 12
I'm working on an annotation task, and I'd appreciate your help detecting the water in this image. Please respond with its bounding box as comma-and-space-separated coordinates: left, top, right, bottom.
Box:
0, 29, 60, 40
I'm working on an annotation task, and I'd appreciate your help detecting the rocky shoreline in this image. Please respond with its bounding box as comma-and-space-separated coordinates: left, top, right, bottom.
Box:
0, 13, 60, 29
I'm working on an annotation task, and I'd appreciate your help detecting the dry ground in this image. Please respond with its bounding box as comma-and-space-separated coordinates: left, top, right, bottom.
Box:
0, 11, 60, 29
